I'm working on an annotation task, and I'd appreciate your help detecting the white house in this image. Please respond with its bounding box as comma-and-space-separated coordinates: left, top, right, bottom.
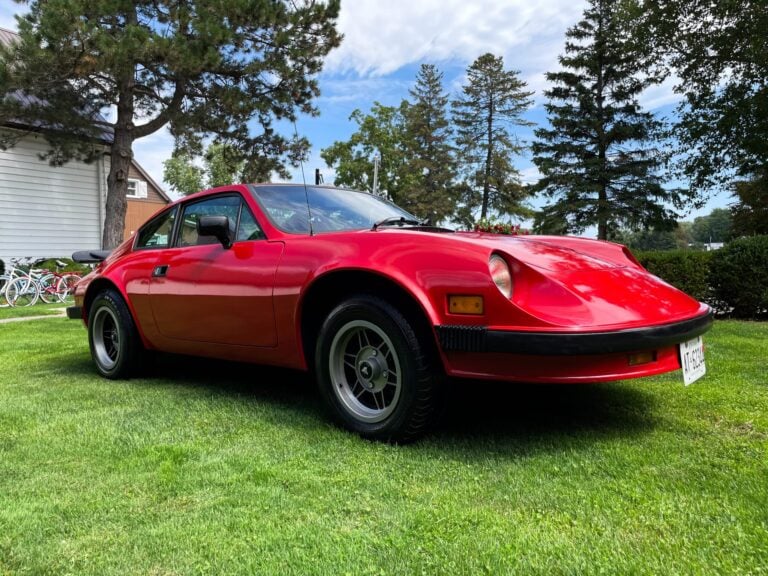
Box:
0, 27, 170, 265
0, 128, 109, 262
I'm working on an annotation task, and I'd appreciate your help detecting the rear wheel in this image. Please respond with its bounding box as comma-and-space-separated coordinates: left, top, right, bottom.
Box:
315, 295, 442, 443
88, 289, 145, 379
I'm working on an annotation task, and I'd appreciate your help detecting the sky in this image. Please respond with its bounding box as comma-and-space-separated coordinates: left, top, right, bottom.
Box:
0, 0, 728, 230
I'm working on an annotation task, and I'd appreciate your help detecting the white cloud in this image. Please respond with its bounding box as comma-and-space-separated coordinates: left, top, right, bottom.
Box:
132, 127, 176, 197
520, 166, 542, 185
318, 76, 411, 106
638, 75, 682, 111
0, 2, 21, 31
325, 0, 586, 78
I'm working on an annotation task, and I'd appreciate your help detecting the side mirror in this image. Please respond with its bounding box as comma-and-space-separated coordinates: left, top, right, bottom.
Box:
197, 215, 232, 249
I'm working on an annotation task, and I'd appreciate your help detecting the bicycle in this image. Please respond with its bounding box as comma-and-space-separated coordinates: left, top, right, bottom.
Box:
36, 260, 82, 304
1, 258, 82, 307
0, 258, 35, 307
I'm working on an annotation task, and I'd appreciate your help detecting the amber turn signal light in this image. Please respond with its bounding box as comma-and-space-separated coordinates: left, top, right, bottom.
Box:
448, 295, 484, 315
628, 351, 657, 366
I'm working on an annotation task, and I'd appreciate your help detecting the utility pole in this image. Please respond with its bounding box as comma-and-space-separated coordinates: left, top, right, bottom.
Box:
372, 154, 380, 196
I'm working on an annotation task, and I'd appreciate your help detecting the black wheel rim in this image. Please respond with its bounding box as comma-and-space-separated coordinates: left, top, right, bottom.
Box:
92, 306, 120, 370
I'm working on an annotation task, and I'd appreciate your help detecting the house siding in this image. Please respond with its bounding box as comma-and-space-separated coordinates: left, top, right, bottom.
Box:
123, 162, 169, 240
124, 201, 165, 240
0, 131, 105, 261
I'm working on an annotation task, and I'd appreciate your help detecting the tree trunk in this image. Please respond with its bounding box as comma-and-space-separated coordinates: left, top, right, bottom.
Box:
597, 185, 608, 240
102, 75, 135, 249
595, 5, 607, 241
482, 97, 493, 219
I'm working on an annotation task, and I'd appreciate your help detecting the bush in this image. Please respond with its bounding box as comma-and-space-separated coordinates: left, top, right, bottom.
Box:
34, 258, 90, 275
709, 235, 768, 318
635, 249, 714, 304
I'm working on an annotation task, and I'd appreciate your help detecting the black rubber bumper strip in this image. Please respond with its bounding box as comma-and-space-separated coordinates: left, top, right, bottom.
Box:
66, 306, 83, 320
436, 310, 714, 356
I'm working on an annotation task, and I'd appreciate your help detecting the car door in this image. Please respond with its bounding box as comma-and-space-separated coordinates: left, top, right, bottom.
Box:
148, 193, 284, 347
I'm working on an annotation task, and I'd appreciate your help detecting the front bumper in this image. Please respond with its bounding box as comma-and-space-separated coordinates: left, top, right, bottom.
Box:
436, 311, 713, 356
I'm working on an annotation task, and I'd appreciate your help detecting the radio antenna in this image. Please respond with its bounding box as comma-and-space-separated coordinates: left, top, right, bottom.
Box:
293, 119, 314, 236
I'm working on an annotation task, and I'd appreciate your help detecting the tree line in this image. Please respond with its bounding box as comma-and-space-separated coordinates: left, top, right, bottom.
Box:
0, 0, 764, 246
319, 0, 766, 240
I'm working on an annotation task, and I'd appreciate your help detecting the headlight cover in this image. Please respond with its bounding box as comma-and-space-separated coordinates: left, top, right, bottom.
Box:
489, 254, 513, 298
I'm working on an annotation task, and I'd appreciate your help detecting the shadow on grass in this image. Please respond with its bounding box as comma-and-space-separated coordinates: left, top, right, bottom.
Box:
435, 379, 657, 449
55, 351, 659, 451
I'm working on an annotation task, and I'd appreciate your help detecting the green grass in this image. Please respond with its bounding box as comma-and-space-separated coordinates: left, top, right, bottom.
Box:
0, 319, 766, 575
0, 302, 66, 320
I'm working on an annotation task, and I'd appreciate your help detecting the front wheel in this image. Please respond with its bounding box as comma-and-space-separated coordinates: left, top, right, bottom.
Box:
57, 274, 81, 303
88, 289, 145, 379
315, 295, 442, 443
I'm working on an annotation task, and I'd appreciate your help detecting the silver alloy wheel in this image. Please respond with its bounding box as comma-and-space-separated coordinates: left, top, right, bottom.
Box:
92, 306, 120, 371
328, 319, 402, 423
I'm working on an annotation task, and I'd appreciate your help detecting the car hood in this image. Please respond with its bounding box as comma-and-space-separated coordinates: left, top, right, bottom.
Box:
370, 229, 706, 329
451, 232, 624, 272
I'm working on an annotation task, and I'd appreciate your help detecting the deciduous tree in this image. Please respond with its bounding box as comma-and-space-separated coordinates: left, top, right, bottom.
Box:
691, 208, 732, 244
730, 172, 768, 237
633, 0, 768, 194
163, 143, 248, 196
321, 102, 410, 204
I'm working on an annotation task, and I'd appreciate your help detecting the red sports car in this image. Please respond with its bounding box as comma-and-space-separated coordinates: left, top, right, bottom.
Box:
70, 184, 712, 441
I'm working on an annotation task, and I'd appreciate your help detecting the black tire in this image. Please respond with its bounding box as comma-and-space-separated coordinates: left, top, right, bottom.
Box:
88, 289, 146, 379
315, 295, 442, 443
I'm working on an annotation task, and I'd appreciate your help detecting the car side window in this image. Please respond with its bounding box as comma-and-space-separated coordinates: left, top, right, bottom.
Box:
237, 203, 266, 241
177, 195, 240, 247
136, 206, 178, 249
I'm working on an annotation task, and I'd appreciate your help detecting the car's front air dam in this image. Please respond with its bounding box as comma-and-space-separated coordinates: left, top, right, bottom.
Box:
436, 310, 713, 383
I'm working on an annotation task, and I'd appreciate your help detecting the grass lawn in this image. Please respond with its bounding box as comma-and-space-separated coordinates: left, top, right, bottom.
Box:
0, 318, 766, 575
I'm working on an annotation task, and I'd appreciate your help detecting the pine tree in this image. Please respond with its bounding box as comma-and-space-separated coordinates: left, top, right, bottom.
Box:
532, 0, 687, 240
400, 64, 456, 223
452, 53, 534, 227
0, 0, 340, 248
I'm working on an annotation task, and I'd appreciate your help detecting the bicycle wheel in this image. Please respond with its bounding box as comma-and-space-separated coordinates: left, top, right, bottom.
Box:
56, 273, 81, 303
6, 277, 40, 307
0, 274, 10, 308
38, 273, 59, 304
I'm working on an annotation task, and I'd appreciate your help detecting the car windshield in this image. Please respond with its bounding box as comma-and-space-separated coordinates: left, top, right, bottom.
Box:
250, 185, 416, 233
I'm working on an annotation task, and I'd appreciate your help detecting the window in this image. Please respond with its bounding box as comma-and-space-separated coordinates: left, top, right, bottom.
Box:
250, 185, 415, 233
136, 206, 178, 249
127, 178, 148, 199
237, 205, 266, 241
175, 195, 265, 247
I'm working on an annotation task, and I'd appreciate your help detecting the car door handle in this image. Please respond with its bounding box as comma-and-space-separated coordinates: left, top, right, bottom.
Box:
152, 265, 170, 278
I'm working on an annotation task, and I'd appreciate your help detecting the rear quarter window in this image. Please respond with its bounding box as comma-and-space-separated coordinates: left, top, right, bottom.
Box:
136, 206, 178, 249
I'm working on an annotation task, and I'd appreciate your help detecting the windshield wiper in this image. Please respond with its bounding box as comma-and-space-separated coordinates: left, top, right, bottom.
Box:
371, 216, 428, 231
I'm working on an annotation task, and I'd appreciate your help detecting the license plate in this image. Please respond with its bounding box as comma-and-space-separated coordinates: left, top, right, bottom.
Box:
680, 336, 706, 386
